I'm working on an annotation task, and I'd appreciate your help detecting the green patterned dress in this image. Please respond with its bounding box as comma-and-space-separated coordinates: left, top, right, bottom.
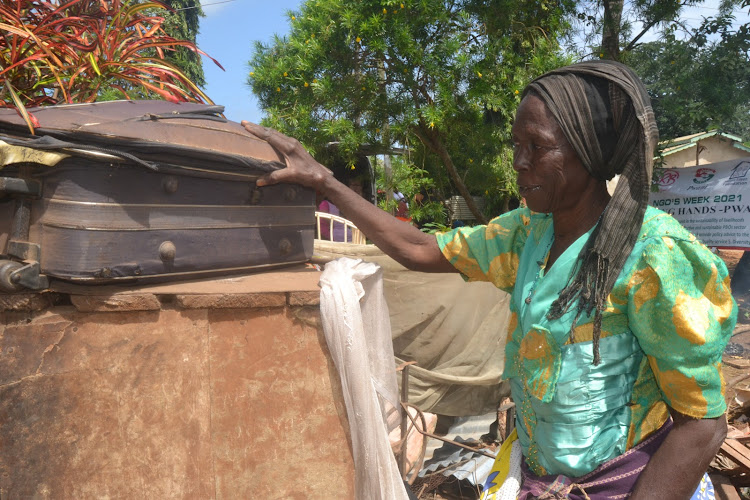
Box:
437, 206, 736, 477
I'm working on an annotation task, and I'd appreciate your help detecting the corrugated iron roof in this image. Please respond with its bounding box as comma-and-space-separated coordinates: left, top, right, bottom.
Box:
418, 413, 499, 488
659, 131, 750, 156
448, 196, 486, 222
418, 438, 496, 486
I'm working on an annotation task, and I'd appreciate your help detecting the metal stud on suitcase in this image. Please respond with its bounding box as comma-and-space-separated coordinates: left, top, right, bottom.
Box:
0, 101, 315, 290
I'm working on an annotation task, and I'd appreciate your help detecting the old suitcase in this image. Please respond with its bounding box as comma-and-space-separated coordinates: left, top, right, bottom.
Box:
0, 100, 315, 290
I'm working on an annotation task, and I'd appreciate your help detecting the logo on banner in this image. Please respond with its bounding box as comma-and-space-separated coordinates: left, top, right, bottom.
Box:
655, 169, 679, 189
694, 168, 716, 184
725, 161, 749, 186
730, 161, 750, 180
649, 159, 750, 250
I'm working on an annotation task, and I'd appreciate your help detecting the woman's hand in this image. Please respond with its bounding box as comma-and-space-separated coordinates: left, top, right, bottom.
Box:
241, 121, 333, 190
240, 121, 454, 273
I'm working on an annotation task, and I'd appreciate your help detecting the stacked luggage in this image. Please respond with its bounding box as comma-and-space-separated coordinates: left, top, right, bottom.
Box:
0, 101, 315, 291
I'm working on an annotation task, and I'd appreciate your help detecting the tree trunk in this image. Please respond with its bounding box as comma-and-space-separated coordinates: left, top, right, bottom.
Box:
383, 154, 394, 215
377, 59, 394, 214
415, 128, 488, 225
602, 0, 624, 61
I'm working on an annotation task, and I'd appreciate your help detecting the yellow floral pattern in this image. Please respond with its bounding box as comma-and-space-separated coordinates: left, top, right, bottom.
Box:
518, 327, 561, 402
439, 208, 536, 293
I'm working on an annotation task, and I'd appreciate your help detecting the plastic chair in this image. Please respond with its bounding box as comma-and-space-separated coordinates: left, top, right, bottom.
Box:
315, 211, 367, 244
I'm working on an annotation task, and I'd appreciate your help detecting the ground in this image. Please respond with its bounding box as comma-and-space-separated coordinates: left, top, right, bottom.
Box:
720, 250, 750, 326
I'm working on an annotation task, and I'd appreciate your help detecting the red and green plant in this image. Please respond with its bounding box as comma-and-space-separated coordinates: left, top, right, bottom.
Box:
0, 0, 222, 131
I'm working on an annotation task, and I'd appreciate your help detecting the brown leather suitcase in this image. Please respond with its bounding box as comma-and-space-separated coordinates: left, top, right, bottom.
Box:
0, 100, 314, 290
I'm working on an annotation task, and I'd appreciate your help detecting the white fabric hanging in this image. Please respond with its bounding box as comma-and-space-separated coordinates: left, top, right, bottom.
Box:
314, 240, 511, 417
319, 258, 409, 500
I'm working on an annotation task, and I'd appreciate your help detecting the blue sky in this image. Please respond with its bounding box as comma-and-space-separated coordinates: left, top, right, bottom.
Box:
197, 0, 302, 124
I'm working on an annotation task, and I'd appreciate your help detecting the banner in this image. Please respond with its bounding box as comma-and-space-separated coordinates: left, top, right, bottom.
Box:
649, 156, 750, 250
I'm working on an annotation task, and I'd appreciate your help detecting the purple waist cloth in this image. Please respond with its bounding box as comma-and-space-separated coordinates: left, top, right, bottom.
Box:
518, 419, 673, 500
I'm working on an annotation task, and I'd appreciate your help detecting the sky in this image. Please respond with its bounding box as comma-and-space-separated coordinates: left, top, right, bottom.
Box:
195, 0, 749, 126
197, 0, 302, 124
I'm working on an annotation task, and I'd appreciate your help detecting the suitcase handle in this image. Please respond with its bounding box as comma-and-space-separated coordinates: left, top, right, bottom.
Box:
138, 106, 227, 122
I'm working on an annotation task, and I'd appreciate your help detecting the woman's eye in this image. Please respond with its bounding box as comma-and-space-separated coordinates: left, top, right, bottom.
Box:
512, 141, 548, 152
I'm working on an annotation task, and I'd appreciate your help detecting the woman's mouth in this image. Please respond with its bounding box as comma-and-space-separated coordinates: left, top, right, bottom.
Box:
519, 185, 541, 196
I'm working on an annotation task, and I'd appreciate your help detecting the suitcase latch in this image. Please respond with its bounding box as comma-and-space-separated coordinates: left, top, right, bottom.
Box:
0, 260, 49, 291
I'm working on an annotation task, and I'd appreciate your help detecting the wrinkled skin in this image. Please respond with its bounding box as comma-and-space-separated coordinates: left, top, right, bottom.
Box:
512, 94, 595, 215
510, 93, 610, 266
241, 120, 454, 273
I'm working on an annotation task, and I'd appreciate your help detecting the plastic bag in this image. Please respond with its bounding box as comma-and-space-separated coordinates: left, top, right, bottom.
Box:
320, 258, 409, 500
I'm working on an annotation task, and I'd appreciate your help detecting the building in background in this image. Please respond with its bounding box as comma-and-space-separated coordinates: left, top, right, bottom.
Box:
659, 131, 750, 168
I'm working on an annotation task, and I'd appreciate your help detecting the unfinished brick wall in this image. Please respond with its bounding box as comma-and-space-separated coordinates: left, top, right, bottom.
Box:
0, 268, 355, 499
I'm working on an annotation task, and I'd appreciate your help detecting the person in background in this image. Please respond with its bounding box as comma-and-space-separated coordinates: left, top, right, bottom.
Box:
317, 196, 349, 242
393, 190, 410, 222
317, 177, 366, 242
242, 60, 735, 500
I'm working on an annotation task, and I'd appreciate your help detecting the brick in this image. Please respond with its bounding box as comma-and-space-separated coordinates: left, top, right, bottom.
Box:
70, 293, 161, 312
288, 290, 320, 306
174, 292, 286, 310
0, 292, 65, 312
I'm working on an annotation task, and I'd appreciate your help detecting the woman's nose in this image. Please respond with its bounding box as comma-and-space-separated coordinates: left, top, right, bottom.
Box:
513, 146, 530, 172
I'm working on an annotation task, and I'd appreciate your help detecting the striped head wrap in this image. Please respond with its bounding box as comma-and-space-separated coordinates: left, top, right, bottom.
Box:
522, 60, 659, 364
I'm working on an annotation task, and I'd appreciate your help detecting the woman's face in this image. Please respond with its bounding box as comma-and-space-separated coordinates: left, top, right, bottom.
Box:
348, 179, 365, 198
511, 94, 595, 215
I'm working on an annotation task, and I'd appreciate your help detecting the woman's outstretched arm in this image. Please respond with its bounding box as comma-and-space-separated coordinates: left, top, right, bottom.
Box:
242, 121, 456, 273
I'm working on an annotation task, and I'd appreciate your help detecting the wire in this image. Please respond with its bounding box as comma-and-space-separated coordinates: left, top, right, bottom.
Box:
171, 0, 239, 12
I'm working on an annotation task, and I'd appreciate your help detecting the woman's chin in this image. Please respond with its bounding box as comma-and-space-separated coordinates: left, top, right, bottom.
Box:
524, 198, 549, 214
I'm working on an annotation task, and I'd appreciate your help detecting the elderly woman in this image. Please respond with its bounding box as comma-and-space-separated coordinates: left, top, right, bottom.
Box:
243, 61, 736, 500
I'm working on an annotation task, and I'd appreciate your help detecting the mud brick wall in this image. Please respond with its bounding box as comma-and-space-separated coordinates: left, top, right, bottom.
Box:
0, 268, 355, 499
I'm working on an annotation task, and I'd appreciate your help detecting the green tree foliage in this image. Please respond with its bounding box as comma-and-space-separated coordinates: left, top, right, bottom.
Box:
372, 154, 446, 224
624, 2, 750, 139
156, 0, 206, 87
248, 0, 573, 223
566, 0, 750, 140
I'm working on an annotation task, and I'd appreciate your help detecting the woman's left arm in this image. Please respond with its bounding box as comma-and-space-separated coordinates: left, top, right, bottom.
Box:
625, 230, 736, 499
630, 410, 726, 500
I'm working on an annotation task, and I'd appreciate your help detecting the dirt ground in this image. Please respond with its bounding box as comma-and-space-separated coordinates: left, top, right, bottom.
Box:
720, 250, 750, 325
719, 249, 743, 276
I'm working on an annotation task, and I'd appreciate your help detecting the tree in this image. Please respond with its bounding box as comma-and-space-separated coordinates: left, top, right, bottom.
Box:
371, 154, 447, 225
156, 0, 206, 87
568, 0, 707, 61
0, 0, 221, 131
248, 0, 574, 223
565, 0, 750, 138
624, 3, 750, 139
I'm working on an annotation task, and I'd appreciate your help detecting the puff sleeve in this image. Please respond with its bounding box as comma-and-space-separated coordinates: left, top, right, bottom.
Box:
627, 234, 736, 419
436, 207, 535, 293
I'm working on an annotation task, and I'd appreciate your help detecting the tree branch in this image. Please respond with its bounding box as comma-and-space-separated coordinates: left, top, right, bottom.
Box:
413, 125, 488, 224
624, 18, 661, 52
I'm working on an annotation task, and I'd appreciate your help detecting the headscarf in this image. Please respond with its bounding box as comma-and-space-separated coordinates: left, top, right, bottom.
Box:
521, 60, 659, 364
